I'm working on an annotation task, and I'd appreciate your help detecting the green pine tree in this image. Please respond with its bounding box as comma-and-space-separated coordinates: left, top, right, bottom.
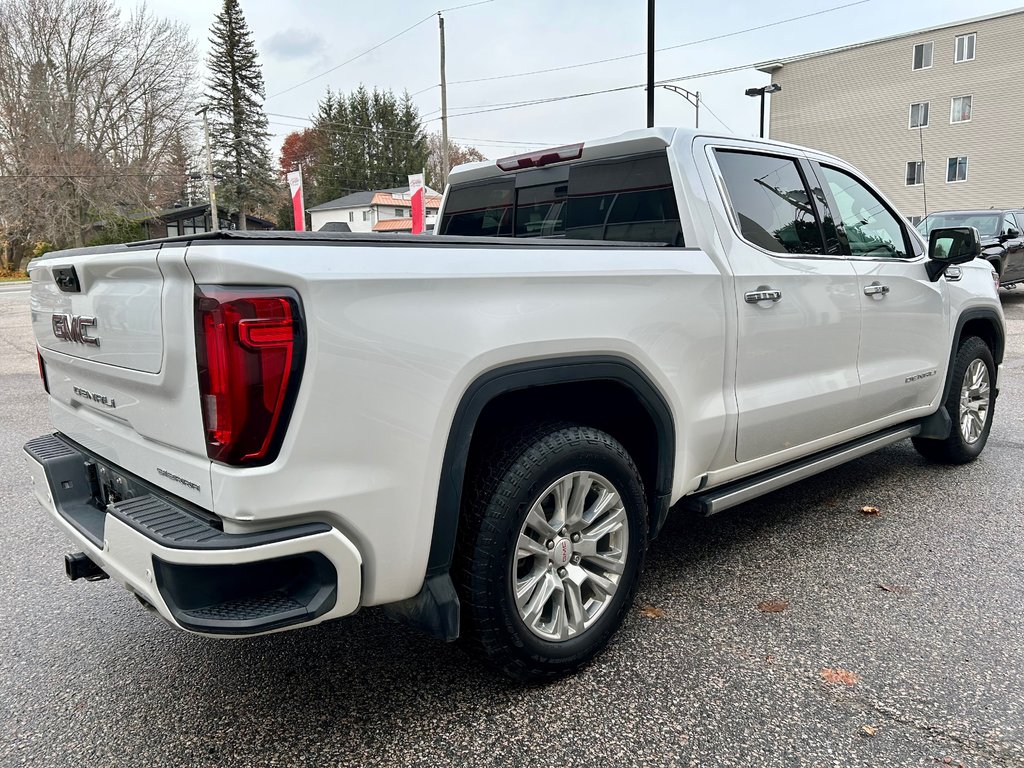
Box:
311, 86, 429, 203
205, 0, 273, 230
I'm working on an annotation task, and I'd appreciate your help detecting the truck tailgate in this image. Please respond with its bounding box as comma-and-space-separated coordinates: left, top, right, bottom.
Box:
30, 245, 213, 510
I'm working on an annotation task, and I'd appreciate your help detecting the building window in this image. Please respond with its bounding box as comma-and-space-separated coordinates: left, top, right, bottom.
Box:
912, 41, 933, 70
906, 161, 925, 186
947, 156, 968, 183
955, 33, 976, 63
180, 215, 207, 235
394, 207, 405, 217
907, 215, 924, 227
348, 211, 354, 222
950, 95, 972, 123
363, 210, 370, 221
909, 102, 929, 128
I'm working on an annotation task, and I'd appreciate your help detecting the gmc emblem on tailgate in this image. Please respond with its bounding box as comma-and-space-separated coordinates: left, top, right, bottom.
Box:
52, 313, 100, 346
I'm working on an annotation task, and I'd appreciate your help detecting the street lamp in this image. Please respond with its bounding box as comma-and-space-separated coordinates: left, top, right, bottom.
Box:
745, 83, 781, 139
658, 85, 700, 129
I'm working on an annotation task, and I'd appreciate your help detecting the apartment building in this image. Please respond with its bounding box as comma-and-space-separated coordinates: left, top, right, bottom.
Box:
756, 8, 1024, 223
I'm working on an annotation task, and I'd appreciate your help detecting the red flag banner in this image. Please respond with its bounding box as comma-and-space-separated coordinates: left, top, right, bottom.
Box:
287, 170, 305, 231
408, 173, 425, 234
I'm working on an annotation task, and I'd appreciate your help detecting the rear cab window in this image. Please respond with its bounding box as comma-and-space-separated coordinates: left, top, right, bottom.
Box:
438, 152, 684, 246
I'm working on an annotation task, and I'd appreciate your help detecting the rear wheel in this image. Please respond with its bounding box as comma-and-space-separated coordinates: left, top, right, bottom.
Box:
456, 424, 647, 681
912, 336, 995, 464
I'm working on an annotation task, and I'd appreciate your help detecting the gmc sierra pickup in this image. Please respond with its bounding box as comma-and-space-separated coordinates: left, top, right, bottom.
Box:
24, 128, 1004, 680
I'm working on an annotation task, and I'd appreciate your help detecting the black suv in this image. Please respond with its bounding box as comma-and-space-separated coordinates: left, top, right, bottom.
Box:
917, 209, 1024, 288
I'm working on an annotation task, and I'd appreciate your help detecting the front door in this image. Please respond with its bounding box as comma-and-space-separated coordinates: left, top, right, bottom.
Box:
712, 147, 863, 463
814, 163, 947, 422
1000, 213, 1024, 283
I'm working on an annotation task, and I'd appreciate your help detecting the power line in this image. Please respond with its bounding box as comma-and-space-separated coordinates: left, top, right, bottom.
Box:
266, 13, 437, 100
265, 113, 559, 147
446, 0, 870, 86
434, 61, 763, 121
439, 0, 495, 11
696, 98, 733, 132
409, 84, 440, 97
266, 0, 499, 101
0, 172, 188, 179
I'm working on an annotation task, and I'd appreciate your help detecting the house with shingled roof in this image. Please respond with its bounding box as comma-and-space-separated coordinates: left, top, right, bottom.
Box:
307, 186, 443, 233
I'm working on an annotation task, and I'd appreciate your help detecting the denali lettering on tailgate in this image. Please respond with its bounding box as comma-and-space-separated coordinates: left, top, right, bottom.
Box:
72, 386, 116, 408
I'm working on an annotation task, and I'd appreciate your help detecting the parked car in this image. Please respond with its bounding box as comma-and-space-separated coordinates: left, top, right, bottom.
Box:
917, 209, 1024, 287
24, 128, 1004, 681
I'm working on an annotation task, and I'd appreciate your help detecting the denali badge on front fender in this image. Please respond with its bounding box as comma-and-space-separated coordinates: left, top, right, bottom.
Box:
52, 313, 99, 346
905, 370, 937, 383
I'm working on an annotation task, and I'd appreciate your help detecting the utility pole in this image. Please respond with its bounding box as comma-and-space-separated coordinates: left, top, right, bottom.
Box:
646, 0, 655, 128
438, 12, 450, 183
197, 106, 220, 232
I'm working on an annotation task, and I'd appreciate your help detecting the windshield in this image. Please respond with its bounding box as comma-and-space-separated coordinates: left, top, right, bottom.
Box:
916, 213, 1002, 238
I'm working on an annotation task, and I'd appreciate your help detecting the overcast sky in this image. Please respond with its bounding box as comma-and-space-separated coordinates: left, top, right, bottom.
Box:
118, 0, 1022, 160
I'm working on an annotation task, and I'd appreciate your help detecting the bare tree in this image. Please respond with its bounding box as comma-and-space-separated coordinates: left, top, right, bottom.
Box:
0, 0, 198, 256
425, 133, 485, 190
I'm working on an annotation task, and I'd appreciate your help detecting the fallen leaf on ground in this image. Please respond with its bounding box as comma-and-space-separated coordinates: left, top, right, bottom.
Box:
859, 505, 881, 515
820, 668, 858, 686
860, 725, 877, 737
757, 600, 789, 613
639, 604, 666, 618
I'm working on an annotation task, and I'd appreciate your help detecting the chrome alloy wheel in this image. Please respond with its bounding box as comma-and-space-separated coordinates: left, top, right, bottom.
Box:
512, 471, 629, 642
959, 358, 991, 444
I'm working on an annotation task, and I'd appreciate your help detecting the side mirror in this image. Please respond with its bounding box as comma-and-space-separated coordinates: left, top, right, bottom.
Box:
1005, 227, 1021, 240
926, 226, 981, 281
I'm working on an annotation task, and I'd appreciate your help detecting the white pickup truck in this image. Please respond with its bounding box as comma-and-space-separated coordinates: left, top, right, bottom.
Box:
25, 128, 1004, 680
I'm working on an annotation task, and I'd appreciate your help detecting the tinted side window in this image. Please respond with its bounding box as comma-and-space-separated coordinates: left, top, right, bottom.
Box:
820, 166, 910, 259
566, 155, 684, 245
715, 150, 825, 255
437, 178, 514, 236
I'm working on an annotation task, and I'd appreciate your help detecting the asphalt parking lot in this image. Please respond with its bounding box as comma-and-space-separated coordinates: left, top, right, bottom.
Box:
1, 280, 1022, 768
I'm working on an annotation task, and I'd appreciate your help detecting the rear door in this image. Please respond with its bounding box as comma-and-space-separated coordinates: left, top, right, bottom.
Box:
709, 145, 863, 463
811, 162, 947, 422
1002, 212, 1024, 281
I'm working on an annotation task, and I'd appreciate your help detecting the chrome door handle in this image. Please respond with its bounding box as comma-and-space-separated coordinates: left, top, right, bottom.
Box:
744, 287, 782, 304
864, 282, 890, 297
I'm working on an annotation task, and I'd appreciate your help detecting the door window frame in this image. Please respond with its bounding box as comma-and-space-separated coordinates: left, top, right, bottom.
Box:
708, 145, 839, 260
806, 160, 923, 261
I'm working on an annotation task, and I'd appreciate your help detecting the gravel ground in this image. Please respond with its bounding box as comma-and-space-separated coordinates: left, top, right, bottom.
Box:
1, 283, 1022, 768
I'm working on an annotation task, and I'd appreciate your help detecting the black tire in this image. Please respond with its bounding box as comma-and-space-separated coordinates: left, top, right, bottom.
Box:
455, 424, 648, 682
912, 336, 995, 464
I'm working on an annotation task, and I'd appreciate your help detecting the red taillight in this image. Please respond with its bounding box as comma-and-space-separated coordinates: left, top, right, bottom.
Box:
496, 143, 584, 172
37, 347, 49, 393
194, 286, 304, 465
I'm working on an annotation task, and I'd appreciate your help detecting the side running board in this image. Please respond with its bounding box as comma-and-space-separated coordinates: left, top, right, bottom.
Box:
684, 424, 922, 516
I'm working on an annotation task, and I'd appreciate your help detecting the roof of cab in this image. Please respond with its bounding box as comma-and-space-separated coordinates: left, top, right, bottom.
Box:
444, 127, 844, 186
